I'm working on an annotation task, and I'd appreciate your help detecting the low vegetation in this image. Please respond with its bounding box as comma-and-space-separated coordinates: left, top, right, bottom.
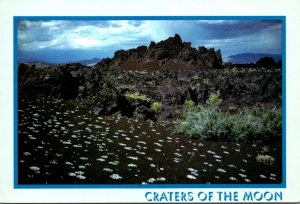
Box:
124, 92, 151, 102
175, 105, 282, 142
184, 99, 196, 107
151, 101, 162, 113
256, 154, 275, 165
206, 90, 223, 106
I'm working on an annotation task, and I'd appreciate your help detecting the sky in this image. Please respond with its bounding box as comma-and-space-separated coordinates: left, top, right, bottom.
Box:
18, 19, 282, 63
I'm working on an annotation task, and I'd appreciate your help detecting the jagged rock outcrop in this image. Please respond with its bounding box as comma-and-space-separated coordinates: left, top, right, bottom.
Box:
95, 34, 223, 71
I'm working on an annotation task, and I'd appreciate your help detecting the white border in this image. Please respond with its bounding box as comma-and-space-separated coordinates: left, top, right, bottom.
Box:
1, 0, 300, 202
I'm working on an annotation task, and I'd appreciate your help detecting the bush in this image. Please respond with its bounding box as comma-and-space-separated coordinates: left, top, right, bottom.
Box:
256, 154, 275, 165
206, 90, 222, 106
151, 101, 162, 113
124, 92, 151, 102
184, 99, 195, 107
175, 105, 282, 142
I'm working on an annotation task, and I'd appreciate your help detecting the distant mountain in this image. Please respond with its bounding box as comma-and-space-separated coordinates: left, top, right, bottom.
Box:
19, 57, 102, 66
225, 53, 282, 64
73, 57, 102, 66
18, 58, 53, 65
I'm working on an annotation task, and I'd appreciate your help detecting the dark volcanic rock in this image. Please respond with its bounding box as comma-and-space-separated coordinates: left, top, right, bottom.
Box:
93, 106, 103, 115
18, 62, 282, 120
18, 63, 80, 100
95, 34, 223, 71
162, 111, 176, 119
256, 57, 277, 68
159, 85, 184, 105
18, 35, 281, 121
134, 105, 154, 120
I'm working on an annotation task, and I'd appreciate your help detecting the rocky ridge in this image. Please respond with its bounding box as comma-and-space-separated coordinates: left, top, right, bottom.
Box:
95, 34, 223, 71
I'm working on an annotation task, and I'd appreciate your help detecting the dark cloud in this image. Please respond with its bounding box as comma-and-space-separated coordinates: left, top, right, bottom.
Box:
197, 20, 281, 39
17, 19, 282, 62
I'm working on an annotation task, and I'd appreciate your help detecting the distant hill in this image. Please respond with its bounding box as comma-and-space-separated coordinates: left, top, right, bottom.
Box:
18, 58, 53, 65
73, 57, 102, 66
19, 57, 102, 66
225, 53, 282, 64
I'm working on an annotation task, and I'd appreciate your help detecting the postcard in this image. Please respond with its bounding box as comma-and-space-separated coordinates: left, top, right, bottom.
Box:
1, 0, 300, 203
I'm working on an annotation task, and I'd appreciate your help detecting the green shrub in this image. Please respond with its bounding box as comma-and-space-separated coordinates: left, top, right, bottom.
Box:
206, 90, 222, 106
175, 105, 282, 142
151, 101, 162, 113
184, 99, 195, 107
124, 92, 151, 102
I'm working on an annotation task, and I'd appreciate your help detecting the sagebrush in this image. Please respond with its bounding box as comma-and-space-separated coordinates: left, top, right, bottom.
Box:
175, 105, 281, 142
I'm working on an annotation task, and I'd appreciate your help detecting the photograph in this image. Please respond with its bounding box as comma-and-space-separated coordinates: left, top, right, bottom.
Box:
16, 18, 283, 186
